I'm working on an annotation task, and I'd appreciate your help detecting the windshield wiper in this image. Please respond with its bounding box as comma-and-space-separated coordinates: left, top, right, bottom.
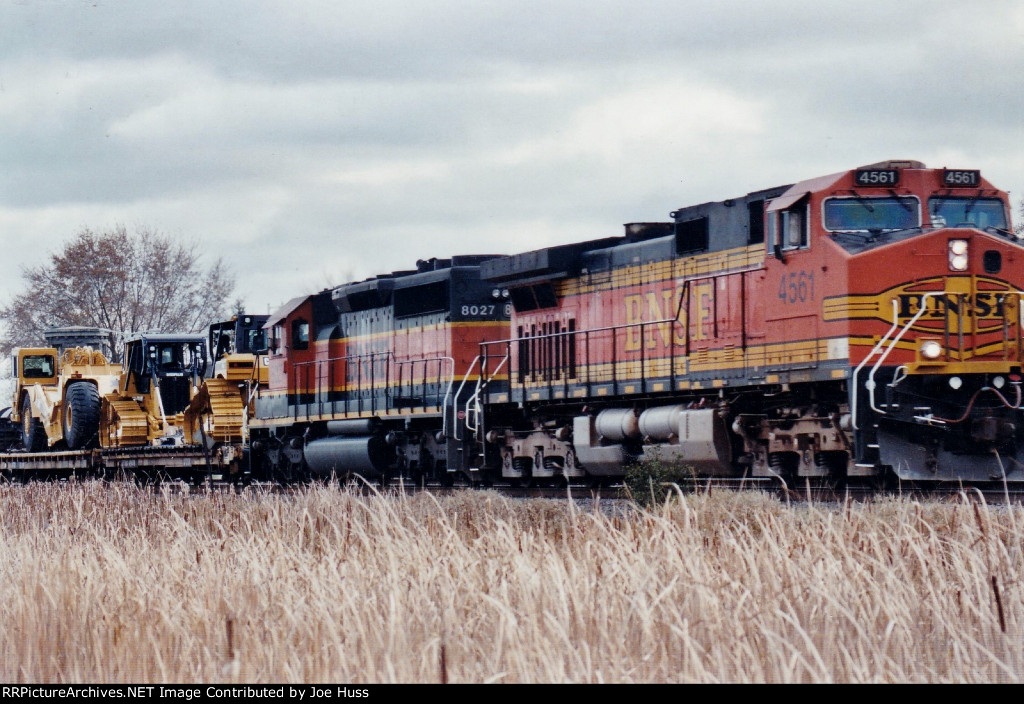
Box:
964, 190, 986, 216
831, 230, 879, 243
888, 190, 914, 212
845, 189, 875, 213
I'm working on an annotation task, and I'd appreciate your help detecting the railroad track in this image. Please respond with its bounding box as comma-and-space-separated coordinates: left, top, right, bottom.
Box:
3, 469, 1024, 505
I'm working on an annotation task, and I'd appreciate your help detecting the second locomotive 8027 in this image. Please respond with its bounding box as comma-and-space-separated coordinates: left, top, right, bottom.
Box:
247, 159, 1024, 487
247, 255, 510, 485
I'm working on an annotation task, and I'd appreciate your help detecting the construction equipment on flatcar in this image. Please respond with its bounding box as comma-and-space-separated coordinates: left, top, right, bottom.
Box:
179, 314, 271, 450
100, 333, 208, 447
208, 313, 270, 383
10, 327, 121, 451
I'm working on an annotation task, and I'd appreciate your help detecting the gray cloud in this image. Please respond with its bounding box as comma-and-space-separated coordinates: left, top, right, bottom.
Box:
1, 0, 1023, 315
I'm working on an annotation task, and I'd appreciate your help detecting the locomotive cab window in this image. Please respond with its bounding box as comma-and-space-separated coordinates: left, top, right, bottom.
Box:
291, 319, 310, 351
269, 324, 283, 355
823, 196, 920, 232
772, 199, 809, 252
928, 197, 1008, 230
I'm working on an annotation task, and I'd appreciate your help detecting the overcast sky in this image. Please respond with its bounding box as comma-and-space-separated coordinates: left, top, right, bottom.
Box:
2, 1, 1023, 317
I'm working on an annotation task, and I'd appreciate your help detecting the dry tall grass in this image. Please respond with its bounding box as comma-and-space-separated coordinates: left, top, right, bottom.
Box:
0, 482, 1020, 683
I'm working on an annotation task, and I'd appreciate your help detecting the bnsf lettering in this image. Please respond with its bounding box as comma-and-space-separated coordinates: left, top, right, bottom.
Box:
897, 293, 1007, 319
623, 282, 713, 351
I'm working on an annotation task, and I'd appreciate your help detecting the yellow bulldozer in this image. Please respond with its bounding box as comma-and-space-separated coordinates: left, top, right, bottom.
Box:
208, 313, 269, 385
98, 333, 208, 447
180, 314, 270, 448
96, 330, 255, 449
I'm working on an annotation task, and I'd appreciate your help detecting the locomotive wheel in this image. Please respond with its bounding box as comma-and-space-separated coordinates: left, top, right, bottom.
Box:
20, 395, 46, 452
62, 383, 101, 450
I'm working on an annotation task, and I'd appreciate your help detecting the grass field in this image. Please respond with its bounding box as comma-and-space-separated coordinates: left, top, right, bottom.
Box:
0, 482, 1020, 683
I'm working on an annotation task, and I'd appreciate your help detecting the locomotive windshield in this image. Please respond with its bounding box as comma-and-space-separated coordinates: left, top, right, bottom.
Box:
823, 196, 920, 232
927, 197, 1007, 230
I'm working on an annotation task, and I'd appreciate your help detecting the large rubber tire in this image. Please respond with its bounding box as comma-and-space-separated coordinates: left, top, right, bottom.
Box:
20, 395, 46, 452
62, 383, 101, 450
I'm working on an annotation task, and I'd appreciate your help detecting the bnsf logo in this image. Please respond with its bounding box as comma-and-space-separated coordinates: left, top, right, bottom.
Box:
897, 292, 1010, 320
823, 276, 1018, 327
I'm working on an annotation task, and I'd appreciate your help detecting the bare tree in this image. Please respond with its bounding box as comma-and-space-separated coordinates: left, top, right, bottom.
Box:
0, 225, 235, 360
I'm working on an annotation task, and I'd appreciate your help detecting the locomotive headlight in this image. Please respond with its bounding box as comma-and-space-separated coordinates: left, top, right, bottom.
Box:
949, 239, 969, 271
993, 375, 1006, 389
949, 376, 963, 390
920, 340, 943, 360
491, 288, 501, 299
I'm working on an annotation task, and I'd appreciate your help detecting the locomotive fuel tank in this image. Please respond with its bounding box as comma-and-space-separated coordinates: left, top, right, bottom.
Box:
304, 435, 391, 478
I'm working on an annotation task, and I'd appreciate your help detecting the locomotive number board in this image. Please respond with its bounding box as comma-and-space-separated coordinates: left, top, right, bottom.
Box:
854, 169, 899, 186
943, 169, 981, 187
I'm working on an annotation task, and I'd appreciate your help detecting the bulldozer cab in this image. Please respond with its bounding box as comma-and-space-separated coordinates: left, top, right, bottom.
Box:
209, 315, 269, 358
208, 314, 270, 383
123, 335, 207, 416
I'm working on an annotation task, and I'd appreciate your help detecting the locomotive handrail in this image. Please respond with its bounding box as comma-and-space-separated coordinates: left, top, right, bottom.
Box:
451, 356, 481, 441
479, 314, 682, 395
292, 352, 455, 421
866, 293, 935, 415
437, 356, 456, 439
464, 351, 510, 436
851, 298, 906, 430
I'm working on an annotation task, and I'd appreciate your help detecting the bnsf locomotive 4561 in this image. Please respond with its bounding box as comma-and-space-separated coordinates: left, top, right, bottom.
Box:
4, 160, 1023, 487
